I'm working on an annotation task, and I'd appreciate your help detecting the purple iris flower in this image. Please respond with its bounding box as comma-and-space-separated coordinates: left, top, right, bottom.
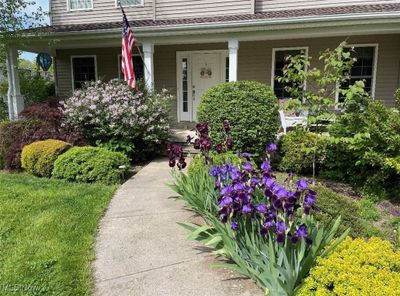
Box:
219, 196, 233, 208
276, 221, 286, 243
210, 166, 220, 177
221, 185, 233, 196
261, 161, 271, 172
215, 143, 223, 154
296, 179, 309, 191
233, 183, 245, 192
242, 162, 254, 172
296, 225, 308, 238
262, 177, 275, 188
240, 152, 252, 160
303, 192, 317, 215
256, 203, 268, 214
231, 221, 238, 230
250, 177, 260, 187
242, 204, 252, 214
266, 143, 278, 153
230, 167, 242, 181
260, 220, 275, 236
226, 138, 234, 150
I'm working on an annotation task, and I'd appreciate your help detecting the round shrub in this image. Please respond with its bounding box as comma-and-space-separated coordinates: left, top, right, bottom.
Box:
298, 237, 400, 296
53, 146, 130, 184
21, 139, 71, 177
279, 129, 327, 174
61, 79, 172, 161
197, 81, 279, 156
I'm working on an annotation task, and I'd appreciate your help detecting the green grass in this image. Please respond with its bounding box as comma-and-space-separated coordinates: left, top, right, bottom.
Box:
0, 173, 117, 296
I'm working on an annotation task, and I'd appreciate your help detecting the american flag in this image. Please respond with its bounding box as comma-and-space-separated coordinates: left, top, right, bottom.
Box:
121, 10, 137, 89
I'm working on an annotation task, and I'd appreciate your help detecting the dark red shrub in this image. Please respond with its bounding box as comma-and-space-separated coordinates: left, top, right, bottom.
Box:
0, 103, 86, 171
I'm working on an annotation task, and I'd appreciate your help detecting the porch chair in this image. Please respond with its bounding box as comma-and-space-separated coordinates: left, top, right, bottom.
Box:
279, 110, 307, 135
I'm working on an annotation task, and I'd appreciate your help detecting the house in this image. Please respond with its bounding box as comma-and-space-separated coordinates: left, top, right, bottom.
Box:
6, 0, 400, 122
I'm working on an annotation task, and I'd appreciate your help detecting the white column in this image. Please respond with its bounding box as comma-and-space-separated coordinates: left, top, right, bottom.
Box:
143, 43, 154, 90
6, 46, 24, 120
228, 39, 239, 82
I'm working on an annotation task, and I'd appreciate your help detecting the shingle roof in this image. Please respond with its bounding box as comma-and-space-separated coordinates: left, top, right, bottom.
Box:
43, 3, 400, 33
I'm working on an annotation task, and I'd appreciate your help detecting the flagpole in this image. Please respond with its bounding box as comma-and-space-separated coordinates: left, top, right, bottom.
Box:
118, 0, 150, 82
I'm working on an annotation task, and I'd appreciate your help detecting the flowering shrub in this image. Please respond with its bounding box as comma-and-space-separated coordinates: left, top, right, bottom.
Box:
21, 139, 71, 177
171, 146, 348, 295
53, 146, 129, 184
61, 80, 171, 161
298, 237, 400, 296
197, 81, 279, 157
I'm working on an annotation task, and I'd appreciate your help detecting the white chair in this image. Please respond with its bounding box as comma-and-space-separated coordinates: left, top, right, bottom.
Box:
279, 110, 307, 135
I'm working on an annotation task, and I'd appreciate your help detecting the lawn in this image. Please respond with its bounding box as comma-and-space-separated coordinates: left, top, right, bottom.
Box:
0, 172, 117, 296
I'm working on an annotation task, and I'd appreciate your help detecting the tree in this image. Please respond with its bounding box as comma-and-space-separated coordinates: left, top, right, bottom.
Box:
0, 0, 48, 70
277, 42, 358, 181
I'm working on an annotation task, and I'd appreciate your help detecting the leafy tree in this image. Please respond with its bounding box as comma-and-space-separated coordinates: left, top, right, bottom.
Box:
277, 42, 357, 181
0, 0, 48, 71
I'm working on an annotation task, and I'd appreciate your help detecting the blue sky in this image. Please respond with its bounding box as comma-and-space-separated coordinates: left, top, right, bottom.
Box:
21, 0, 50, 61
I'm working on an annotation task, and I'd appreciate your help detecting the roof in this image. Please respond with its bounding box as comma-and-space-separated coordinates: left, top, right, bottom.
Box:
38, 3, 400, 33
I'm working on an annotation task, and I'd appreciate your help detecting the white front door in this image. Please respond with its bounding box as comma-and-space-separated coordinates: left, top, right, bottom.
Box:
177, 51, 227, 122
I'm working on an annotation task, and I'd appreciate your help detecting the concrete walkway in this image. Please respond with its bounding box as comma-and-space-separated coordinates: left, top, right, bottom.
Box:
94, 159, 263, 296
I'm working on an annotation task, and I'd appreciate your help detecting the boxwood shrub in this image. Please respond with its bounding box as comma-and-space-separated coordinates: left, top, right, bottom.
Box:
53, 146, 130, 184
197, 81, 279, 157
279, 129, 327, 174
21, 139, 71, 177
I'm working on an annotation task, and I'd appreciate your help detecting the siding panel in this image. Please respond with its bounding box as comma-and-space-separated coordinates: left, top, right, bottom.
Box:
256, 0, 400, 12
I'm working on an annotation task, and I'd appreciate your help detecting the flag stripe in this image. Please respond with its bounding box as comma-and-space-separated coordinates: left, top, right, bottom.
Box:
121, 11, 137, 89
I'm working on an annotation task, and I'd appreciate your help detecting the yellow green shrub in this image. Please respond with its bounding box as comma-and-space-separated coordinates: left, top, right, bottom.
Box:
21, 139, 71, 177
297, 237, 400, 296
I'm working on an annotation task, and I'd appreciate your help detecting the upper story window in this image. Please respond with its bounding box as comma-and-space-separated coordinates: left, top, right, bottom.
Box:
272, 48, 308, 100
338, 45, 377, 102
69, 0, 93, 11
118, 0, 143, 7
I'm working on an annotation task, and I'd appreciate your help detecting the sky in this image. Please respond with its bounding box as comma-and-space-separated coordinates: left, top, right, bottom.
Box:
20, 0, 50, 61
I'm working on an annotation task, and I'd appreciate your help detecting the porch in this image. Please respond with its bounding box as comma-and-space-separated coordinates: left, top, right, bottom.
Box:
6, 18, 400, 121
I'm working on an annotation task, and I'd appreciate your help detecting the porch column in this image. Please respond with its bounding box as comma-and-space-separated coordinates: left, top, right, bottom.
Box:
143, 43, 154, 89
6, 46, 24, 120
228, 39, 239, 82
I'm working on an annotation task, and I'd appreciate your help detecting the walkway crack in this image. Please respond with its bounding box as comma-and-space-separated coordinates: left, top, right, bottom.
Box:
97, 259, 193, 283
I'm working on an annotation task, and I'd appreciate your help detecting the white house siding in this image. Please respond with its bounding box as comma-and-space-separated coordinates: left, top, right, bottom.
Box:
55, 34, 400, 121
255, 0, 400, 12
155, 0, 252, 19
50, 0, 154, 25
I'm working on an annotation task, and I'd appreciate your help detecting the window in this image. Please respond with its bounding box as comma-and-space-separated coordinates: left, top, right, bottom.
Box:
69, 0, 93, 10
181, 58, 189, 113
71, 56, 97, 90
339, 46, 377, 102
118, 55, 144, 81
272, 48, 307, 100
118, 0, 143, 6
225, 57, 230, 82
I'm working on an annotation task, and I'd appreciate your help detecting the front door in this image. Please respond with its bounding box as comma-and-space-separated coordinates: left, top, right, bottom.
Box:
177, 51, 227, 122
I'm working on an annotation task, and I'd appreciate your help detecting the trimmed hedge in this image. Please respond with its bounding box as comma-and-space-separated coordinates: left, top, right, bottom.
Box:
21, 139, 71, 177
279, 129, 327, 174
298, 237, 400, 296
197, 81, 279, 157
52, 146, 130, 184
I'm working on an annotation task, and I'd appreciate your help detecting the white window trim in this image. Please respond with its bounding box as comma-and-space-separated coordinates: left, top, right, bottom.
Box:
115, 0, 144, 8
176, 50, 228, 122
70, 55, 98, 92
271, 47, 309, 101
335, 43, 379, 103
67, 0, 93, 11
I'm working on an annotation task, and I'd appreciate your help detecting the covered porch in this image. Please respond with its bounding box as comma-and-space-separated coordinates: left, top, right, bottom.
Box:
7, 11, 400, 121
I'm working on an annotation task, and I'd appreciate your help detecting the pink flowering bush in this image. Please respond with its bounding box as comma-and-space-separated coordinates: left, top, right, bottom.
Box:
61, 79, 172, 160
